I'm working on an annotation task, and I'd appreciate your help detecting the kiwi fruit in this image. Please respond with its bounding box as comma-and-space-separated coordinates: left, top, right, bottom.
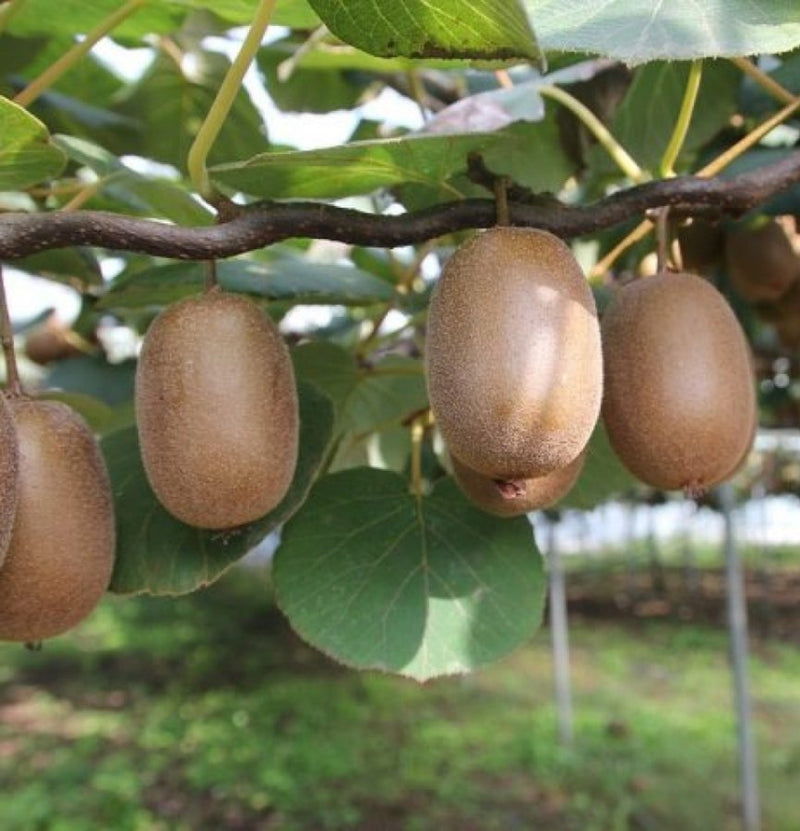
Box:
601, 271, 756, 492
426, 227, 602, 480
0, 399, 115, 642
450, 450, 585, 517
677, 219, 724, 276
0, 393, 19, 570
24, 314, 82, 365
135, 289, 299, 529
725, 218, 799, 303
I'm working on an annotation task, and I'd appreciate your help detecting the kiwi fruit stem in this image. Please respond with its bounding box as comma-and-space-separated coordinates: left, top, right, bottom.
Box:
0, 264, 23, 397
204, 259, 218, 292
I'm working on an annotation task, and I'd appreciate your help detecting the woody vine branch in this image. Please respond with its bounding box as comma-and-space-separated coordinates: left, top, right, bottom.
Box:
0, 151, 798, 262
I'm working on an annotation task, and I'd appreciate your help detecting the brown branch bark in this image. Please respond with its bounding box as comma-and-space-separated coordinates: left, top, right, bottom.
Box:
0, 151, 798, 261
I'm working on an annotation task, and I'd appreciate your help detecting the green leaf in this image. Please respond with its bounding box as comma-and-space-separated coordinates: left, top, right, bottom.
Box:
210, 133, 497, 199
292, 342, 428, 438
482, 115, 576, 193
54, 135, 213, 225
0, 96, 66, 189
97, 257, 394, 312
308, 0, 540, 62
257, 40, 364, 114
7, 0, 182, 39
560, 423, 638, 511
525, 0, 800, 63
586, 60, 740, 176
274, 467, 545, 680
14, 247, 103, 288
114, 51, 267, 171
44, 355, 136, 408
103, 382, 334, 596
177, 0, 321, 27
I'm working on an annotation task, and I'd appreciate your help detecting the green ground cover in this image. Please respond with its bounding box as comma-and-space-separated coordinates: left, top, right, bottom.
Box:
1, 567, 798, 830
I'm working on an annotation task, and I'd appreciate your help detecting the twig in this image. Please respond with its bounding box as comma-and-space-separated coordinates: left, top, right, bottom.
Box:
1, 152, 798, 260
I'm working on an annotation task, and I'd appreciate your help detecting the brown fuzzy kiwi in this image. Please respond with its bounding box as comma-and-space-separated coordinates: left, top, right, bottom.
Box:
426, 227, 602, 480
677, 219, 724, 276
135, 289, 299, 530
0, 393, 19, 570
0, 399, 115, 642
601, 271, 756, 493
450, 450, 586, 518
24, 314, 82, 366
725, 218, 800, 303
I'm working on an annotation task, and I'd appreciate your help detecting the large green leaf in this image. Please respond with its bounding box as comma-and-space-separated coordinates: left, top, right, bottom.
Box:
274, 467, 545, 680
525, 0, 800, 63
7, 0, 182, 39
103, 382, 334, 596
177, 0, 320, 27
97, 257, 394, 311
308, 0, 540, 62
210, 133, 497, 199
0, 96, 66, 189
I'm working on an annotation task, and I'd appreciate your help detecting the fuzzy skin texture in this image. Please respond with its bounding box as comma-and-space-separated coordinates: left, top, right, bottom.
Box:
426, 227, 602, 479
136, 290, 299, 529
0, 393, 18, 570
450, 450, 586, 517
725, 219, 799, 303
601, 271, 756, 491
0, 399, 115, 642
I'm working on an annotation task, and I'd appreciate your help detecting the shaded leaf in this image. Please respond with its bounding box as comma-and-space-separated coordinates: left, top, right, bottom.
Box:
210, 133, 497, 199
98, 257, 394, 312
308, 0, 540, 62
54, 134, 213, 225
103, 382, 334, 595
44, 355, 136, 408
560, 423, 638, 511
115, 51, 267, 171
586, 60, 740, 176
274, 467, 545, 680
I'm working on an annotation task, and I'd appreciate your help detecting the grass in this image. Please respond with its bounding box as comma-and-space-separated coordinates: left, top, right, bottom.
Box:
1, 567, 799, 830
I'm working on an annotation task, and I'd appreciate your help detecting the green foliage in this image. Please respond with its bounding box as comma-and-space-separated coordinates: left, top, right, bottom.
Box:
274, 468, 545, 679
2, 579, 800, 829
103, 382, 333, 595
0, 96, 66, 189
525, 0, 800, 63
308, 0, 541, 62
1, 1, 798, 676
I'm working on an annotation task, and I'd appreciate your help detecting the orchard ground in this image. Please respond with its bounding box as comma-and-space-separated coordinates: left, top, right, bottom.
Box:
2, 562, 799, 831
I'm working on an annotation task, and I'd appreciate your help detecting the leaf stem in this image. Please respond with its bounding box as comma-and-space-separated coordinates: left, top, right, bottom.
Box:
539, 84, 646, 183
13, 0, 146, 108
0, 264, 23, 397
697, 95, 800, 178
732, 57, 796, 106
591, 93, 800, 278
187, 0, 277, 201
660, 60, 703, 177
410, 415, 425, 498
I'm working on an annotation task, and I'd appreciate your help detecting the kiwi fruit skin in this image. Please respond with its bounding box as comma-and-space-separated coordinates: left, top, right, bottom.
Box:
135, 289, 299, 530
0, 393, 19, 570
450, 451, 585, 517
725, 219, 799, 303
426, 227, 602, 480
601, 271, 756, 492
0, 399, 115, 642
